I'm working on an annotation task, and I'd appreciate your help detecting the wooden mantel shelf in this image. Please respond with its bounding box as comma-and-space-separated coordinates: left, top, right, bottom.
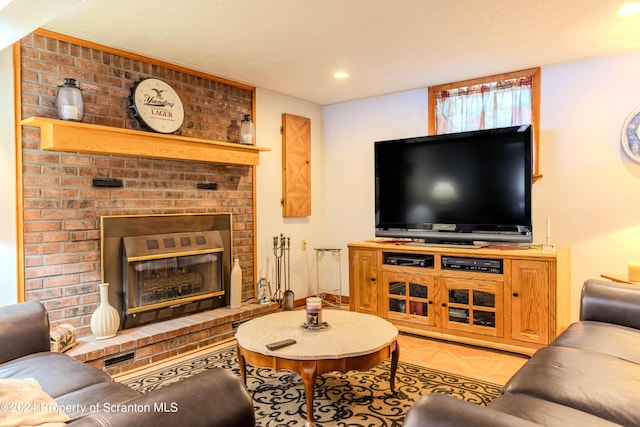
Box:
21, 117, 269, 166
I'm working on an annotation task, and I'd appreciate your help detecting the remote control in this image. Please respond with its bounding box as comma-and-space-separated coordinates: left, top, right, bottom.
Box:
266, 338, 296, 351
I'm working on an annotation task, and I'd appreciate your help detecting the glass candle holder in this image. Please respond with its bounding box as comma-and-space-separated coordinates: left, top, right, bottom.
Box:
56, 78, 84, 122
305, 297, 323, 328
240, 114, 254, 145
257, 277, 271, 304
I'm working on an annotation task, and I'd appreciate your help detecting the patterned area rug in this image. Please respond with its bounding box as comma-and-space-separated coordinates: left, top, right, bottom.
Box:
116, 341, 501, 426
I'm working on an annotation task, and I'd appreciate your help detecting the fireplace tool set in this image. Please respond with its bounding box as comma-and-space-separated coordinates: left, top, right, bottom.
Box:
272, 234, 293, 310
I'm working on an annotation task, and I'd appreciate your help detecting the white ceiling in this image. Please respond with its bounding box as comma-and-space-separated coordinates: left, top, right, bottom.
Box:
40, 0, 640, 105
0, 0, 79, 50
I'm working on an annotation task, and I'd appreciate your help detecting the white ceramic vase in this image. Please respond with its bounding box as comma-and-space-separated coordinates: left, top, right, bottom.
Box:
90, 283, 120, 340
230, 258, 242, 309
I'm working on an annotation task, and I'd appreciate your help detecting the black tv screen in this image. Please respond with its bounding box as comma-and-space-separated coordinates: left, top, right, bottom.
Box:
374, 125, 532, 245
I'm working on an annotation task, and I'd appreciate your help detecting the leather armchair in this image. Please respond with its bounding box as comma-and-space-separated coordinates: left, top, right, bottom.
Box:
404, 279, 640, 427
0, 301, 255, 427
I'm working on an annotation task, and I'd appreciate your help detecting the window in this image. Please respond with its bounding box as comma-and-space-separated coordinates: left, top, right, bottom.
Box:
428, 68, 541, 180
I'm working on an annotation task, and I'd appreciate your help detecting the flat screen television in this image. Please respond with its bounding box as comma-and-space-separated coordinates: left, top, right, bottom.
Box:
374, 125, 532, 246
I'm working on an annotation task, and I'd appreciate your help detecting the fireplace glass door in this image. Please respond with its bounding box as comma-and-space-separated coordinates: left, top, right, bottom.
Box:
128, 251, 223, 310
122, 231, 225, 324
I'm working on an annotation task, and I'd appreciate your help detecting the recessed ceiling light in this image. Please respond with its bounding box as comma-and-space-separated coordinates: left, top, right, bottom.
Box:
333, 72, 349, 79
618, 2, 640, 16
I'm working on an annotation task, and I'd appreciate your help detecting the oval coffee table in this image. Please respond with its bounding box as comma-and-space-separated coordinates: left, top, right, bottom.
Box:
235, 310, 399, 427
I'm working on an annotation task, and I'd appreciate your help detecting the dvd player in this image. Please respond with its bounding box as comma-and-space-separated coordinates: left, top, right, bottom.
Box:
384, 254, 434, 268
441, 256, 503, 274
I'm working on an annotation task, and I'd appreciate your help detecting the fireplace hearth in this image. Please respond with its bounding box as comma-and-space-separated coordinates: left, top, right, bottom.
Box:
101, 214, 233, 329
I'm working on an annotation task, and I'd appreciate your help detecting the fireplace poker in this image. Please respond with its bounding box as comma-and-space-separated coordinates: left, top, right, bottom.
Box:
283, 236, 293, 310
272, 234, 293, 310
272, 235, 283, 306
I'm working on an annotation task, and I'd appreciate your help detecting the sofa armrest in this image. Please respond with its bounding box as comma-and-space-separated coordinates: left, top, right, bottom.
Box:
0, 301, 50, 363
580, 279, 640, 329
67, 368, 255, 427
404, 394, 542, 427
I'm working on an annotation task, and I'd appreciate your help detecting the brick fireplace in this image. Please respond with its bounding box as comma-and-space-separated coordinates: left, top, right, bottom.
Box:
18, 31, 261, 341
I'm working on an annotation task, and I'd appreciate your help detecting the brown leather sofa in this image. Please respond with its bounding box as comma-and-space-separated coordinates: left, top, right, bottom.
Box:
0, 301, 255, 427
404, 279, 640, 427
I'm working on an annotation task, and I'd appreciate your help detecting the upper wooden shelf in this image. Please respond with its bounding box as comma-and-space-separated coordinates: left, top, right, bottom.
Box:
21, 117, 269, 167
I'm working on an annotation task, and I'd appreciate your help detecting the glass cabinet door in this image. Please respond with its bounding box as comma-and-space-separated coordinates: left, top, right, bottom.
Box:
383, 272, 435, 327
441, 277, 503, 337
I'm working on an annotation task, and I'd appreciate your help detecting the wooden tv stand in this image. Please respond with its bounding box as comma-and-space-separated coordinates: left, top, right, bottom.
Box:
348, 241, 571, 356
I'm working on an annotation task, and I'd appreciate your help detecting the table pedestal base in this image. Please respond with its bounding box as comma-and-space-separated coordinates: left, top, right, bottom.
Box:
237, 340, 399, 427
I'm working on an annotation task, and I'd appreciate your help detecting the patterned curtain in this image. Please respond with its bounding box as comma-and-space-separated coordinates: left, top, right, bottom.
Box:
434, 76, 532, 134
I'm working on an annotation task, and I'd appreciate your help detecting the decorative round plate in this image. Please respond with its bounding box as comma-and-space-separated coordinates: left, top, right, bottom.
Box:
129, 78, 185, 134
621, 106, 640, 164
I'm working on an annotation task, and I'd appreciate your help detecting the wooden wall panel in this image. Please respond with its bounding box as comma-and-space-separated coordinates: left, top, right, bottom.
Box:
282, 113, 311, 217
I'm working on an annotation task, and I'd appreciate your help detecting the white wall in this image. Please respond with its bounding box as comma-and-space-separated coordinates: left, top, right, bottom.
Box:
255, 89, 326, 301
537, 51, 640, 318
322, 89, 429, 246
0, 45, 18, 304
322, 51, 640, 321
321, 89, 428, 289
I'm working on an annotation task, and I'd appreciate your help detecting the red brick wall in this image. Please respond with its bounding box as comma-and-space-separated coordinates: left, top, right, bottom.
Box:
19, 32, 256, 336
